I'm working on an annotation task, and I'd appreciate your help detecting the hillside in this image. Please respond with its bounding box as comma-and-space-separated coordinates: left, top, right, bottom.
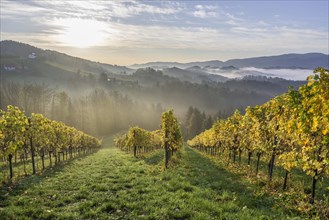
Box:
130, 53, 329, 70
0, 40, 307, 137
0, 40, 133, 79
224, 53, 329, 69
162, 67, 228, 83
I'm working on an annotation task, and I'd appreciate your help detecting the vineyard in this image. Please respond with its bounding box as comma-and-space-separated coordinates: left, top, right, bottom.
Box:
0, 106, 101, 182
115, 127, 162, 157
188, 68, 329, 204
115, 110, 183, 168
0, 69, 328, 219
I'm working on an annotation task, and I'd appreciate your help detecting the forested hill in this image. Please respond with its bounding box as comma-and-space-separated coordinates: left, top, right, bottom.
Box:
1, 40, 307, 137
0, 40, 133, 78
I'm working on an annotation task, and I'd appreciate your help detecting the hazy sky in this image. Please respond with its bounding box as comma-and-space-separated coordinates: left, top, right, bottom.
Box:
1, 0, 328, 65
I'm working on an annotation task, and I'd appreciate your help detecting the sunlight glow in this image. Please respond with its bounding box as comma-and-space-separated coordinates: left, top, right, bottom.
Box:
55, 18, 108, 48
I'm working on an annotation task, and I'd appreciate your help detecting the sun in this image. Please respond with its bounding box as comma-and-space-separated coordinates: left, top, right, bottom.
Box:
56, 18, 108, 48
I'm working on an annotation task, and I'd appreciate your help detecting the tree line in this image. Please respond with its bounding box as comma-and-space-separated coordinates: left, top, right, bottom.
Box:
0, 82, 164, 137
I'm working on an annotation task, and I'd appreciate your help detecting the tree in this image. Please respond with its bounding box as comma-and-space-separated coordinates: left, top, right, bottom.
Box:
202, 115, 213, 131
161, 109, 183, 168
187, 108, 203, 139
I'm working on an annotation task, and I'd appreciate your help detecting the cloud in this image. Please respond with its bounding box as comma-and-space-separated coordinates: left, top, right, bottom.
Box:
221, 11, 244, 26
1, 0, 183, 22
100, 24, 222, 50
0, 0, 187, 45
226, 20, 239, 26
193, 4, 217, 18
1, 0, 328, 65
257, 20, 268, 26
99, 1, 182, 18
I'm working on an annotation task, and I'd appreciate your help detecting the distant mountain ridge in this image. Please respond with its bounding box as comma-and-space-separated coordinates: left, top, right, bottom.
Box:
131, 53, 329, 70
2, 40, 327, 72
224, 53, 328, 69
1, 40, 326, 83
130, 60, 225, 69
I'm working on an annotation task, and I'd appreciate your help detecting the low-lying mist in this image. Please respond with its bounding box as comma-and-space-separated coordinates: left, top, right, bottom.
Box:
0, 65, 305, 139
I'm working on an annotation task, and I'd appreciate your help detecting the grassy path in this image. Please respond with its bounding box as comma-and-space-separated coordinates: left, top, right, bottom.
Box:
0, 145, 306, 219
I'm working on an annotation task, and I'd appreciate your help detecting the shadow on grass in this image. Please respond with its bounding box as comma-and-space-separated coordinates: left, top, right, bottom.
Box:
0, 150, 99, 207
142, 150, 164, 165
217, 149, 329, 200
182, 147, 301, 217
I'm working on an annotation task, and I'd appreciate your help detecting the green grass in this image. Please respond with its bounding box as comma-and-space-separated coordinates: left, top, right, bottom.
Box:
0, 144, 327, 219
0, 150, 96, 184
203, 148, 329, 198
